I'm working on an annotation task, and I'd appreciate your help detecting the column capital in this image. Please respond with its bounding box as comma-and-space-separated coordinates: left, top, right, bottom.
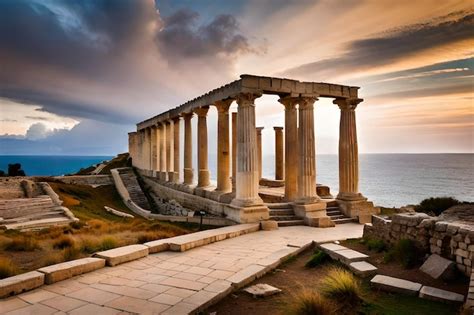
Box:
214, 99, 234, 113
171, 116, 181, 123
181, 112, 194, 120
194, 106, 209, 117
256, 127, 264, 134
333, 98, 363, 111
298, 97, 318, 110
235, 92, 262, 107
278, 96, 298, 110
273, 126, 283, 131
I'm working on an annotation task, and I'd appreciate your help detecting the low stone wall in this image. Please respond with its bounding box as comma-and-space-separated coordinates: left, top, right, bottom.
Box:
364, 213, 474, 276
53, 175, 113, 186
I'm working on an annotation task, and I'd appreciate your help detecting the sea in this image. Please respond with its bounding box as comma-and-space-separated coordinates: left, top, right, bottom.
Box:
0, 154, 472, 208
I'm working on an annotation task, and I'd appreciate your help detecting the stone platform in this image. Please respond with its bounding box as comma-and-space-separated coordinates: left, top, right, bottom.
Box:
0, 224, 363, 314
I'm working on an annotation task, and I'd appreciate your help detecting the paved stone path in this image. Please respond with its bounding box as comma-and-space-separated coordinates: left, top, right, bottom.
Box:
1, 224, 363, 315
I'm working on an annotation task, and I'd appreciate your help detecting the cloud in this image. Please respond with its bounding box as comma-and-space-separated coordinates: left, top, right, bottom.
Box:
25, 123, 53, 140
281, 10, 474, 79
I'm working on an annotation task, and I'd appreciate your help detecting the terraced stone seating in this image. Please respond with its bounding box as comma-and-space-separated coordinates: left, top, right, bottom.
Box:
0, 180, 26, 199
0, 196, 75, 230
116, 168, 150, 210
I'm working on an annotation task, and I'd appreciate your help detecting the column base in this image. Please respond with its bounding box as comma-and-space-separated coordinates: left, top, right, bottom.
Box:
183, 168, 194, 185
224, 204, 269, 223
197, 169, 211, 187
159, 172, 167, 181
336, 195, 380, 220
230, 196, 264, 208
292, 202, 334, 228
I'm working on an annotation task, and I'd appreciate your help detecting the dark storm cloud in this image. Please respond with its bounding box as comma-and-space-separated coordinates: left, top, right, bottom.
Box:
156, 8, 254, 60
282, 11, 474, 79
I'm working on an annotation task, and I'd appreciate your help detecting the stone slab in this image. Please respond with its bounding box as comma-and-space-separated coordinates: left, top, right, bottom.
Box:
319, 243, 347, 252
0, 271, 44, 298
95, 244, 149, 266
38, 257, 105, 284
370, 275, 422, 296
144, 239, 170, 254
330, 249, 368, 264
349, 261, 378, 278
244, 283, 282, 297
227, 264, 267, 289
420, 254, 457, 281
419, 286, 465, 303
260, 220, 279, 231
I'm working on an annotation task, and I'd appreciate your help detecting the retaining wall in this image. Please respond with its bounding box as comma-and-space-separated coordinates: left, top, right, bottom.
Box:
53, 175, 113, 186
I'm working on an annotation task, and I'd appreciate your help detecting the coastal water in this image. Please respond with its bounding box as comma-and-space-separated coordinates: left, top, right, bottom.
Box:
0, 155, 113, 177
0, 154, 472, 208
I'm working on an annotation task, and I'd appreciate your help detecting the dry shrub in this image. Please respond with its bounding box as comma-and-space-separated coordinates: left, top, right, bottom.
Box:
61, 194, 80, 207
63, 246, 82, 261
78, 235, 102, 254
38, 227, 64, 239
99, 236, 119, 251
88, 219, 107, 231
5, 237, 40, 251
41, 252, 64, 267
320, 267, 362, 305
0, 257, 19, 279
136, 231, 172, 244
53, 235, 76, 249
284, 288, 335, 315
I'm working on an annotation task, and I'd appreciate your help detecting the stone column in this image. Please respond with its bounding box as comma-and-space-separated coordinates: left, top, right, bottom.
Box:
231, 112, 237, 191
172, 117, 180, 183
297, 97, 319, 203
215, 99, 233, 192
136, 131, 142, 169
195, 106, 210, 187
159, 122, 167, 180
128, 132, 137, 167
151, 126, 157, 175
278, 97, 298, 201
274, 127, 284, 180
256, 127, 264, 179
144, 128, 151, 171
166, 121, 173, 181
334, 98, 364, 200
155, 124, 160, 173
182, 113, 194, 185
231, 93, 264, 207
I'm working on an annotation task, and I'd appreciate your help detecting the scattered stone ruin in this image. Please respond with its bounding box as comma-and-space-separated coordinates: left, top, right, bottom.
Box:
128, 74, 380, 227
0, 178, 77, 230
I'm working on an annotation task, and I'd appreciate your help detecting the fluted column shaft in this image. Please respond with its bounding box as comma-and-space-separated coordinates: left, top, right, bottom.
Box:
297, 97, 319, 203
334, 98, 363, 200
172, 117, 180, 183
151, 126, 157, 173
159, 123, 167, 180
231, 112, 237, 191
144, 128, 151, 170
231, 93, 263, 207
165, 121, 173, 180
256, 127, 264, 179
278, 97, 298, 201
274, 127, 284, 180
155, 125, 161, 172
195, 107, 210, 187
215, 99, 233, 192
182, 113, 194, 185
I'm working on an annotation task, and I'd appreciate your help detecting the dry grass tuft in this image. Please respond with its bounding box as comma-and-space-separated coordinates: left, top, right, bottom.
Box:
53, 235, 75, 249
0, 257, 19, 279
5, 237, 40, 251
320, 267, 362, 305
283, 288, 335, 315
99, 236, 119, 251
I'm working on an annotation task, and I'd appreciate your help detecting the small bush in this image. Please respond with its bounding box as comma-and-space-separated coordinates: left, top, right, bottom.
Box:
284, 289, 334, 315
100, 236, 118, 250
5, 237, 40, 251
69, 221, 85, 230
305, 250, 330, 268
391, 239, 421, 268
63, 246, 81, 261
53, 235, 75, 249
320, 267, 362, 304
415, 197, 460, 216
0, 257, 19, 279
366, 238, 386, 253
79, 236, 101, 254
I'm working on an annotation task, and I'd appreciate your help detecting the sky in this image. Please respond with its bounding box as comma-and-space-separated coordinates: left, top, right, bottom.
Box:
0, 0, 473, 155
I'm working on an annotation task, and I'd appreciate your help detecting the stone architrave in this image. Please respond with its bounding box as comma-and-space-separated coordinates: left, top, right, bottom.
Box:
195, 106, 211, 187
182, 113, 194, 185
273, 126, 284, 180
278, 97, 298, 201
215, 99, 233, 192
172, 117, 180, 183
256, 127, 264, 179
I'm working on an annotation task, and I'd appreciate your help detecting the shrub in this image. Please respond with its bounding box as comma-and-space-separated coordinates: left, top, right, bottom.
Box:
415, 197, 460, 216
69, 221, 85, 230
305, 250, 330, 268
0, 257, 19, 279
284, 289, 334, 315
100, 236, 118, 250
53, 235, 75, 249
5, 237, 40, 251
388, 239, 421, 268
366, 238, 386, 253
63, 246, 81, 261
320, 267, 362, 304
79, 236, 101, 254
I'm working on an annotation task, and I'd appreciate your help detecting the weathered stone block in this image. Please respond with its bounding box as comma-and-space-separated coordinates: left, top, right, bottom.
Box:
420, 254, 457, 281
459, 242, 467, 250
370, 275, 422, 296
456, 248, 469, 258
349, 261, 377, 278
37, 257, 105, 284
419, 286, 465, 303
435, 222, 448, 232
0, 271, 44, 298
260, 220, 278, 231
144, 239, 170, 254
95, 244, 149, 266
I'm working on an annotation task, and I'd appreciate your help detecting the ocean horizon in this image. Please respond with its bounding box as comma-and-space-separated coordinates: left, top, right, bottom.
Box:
0, 153, 472, 208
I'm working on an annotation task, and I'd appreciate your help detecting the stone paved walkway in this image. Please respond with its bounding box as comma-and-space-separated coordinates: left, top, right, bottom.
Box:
1, 224, 363, 315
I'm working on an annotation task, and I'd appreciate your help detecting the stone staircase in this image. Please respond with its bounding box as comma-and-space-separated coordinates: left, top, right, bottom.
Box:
116, 168, 150, 210
267, 203, 304, 227
325, 200, 357, 224
267, 200, 356, 226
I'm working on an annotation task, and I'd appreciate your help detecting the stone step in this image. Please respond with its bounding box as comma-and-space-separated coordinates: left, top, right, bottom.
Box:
326, 209, 342, 214
277, 220, 305, 227
269, 209, 294, 216
333, 218, 356, 224
419, 286, 465, 303
325, 200, 338, 207
2, 210, 65, 224
328, 214, 345, 220
270, 215, 299, 221
265, 203, 292, 209
326, 206, 339, 211
370, 275, 422, 296
4, 217, 72, 230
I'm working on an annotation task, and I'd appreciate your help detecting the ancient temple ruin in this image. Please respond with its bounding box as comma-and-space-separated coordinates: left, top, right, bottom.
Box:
128, 75, 379, 226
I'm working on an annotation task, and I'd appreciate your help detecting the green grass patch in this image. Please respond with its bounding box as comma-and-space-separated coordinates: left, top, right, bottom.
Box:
305, 250, 330, 268
384, 239, 423, 268
366, 238, 387, 253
